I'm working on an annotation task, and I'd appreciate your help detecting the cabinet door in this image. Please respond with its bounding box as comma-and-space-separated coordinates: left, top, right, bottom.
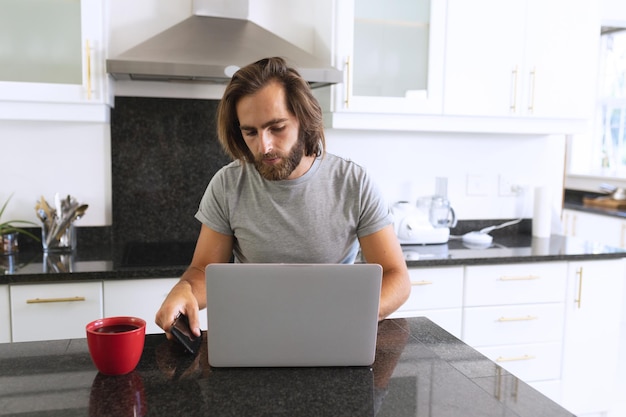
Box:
104, 278, 208, 335
463, 303, 565, 346
444, 0, 596, 122
444, 0, 526, 117
561, 259, 625, 415
10, 282, 103, 342
464, 262, 568, 306
332, 0, 445, 115
524, 0, 597, 119
0, 0, 110, 122
476, 342, 562, 382
0, 286, 10, 343
389, 266, 463, 337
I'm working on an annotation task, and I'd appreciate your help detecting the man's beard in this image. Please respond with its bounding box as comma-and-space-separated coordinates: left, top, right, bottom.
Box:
252, 136, 305, 181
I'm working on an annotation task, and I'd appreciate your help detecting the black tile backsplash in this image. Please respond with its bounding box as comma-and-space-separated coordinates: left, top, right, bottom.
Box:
110, 97, 231, 253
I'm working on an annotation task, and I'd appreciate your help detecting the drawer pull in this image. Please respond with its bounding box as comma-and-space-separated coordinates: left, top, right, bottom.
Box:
26, 296, 86, 304
496, 354, 535, 363
498, 275, 540, 281
497, 315, 538, 322
411, 280, 433, 286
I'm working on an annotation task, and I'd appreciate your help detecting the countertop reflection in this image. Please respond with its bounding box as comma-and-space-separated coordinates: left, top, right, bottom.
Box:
0, 317, 575, 417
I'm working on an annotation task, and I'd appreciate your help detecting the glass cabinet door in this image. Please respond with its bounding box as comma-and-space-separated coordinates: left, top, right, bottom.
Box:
352, 0, 429, 98
0, 0, 82, 85
334, 0, 445, 114
0, 0, 109, 121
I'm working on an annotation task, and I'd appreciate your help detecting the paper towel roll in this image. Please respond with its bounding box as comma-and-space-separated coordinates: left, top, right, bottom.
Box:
533, 186, 551, 238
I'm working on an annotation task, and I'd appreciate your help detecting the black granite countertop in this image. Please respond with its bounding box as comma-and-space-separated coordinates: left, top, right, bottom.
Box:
2, 231, 625, 284
0, 317, 574, 417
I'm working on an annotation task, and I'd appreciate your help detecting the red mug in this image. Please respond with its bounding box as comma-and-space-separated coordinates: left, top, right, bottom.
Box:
86, 316, 146, 375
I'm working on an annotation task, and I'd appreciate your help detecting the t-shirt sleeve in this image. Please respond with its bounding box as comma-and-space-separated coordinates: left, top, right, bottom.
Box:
194, 169, 234, 236
356, 170, 393, 238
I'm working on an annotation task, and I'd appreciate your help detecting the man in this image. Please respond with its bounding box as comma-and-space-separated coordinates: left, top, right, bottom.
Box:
155, 57, 410, 337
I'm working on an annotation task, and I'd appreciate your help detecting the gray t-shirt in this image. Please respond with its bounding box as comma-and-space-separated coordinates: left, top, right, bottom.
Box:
195, 153, 392, 263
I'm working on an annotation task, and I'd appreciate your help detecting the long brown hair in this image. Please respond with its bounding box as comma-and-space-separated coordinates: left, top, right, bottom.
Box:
217, 57, 325, 162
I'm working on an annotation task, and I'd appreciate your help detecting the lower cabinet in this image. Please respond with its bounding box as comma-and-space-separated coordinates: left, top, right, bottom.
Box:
10, 282, 103, 342
103, 278, 208, 334
0, 285, 10, 343
398, 259, 625, 416
388, 266, 463, 338
560, 259, 625, 416
462, 262, 568, 387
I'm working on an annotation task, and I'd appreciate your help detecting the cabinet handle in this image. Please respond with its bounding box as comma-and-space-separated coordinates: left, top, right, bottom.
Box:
575, 267, 583, 309
344, 56, 352, 108
498, 275, 539, 281
510, 66, 519, 113
496, 354, 535, 363
497, 315, 538, 322
411, 280, 433, 286
26, 296, 86, 304
527, 68, 536, 113
85, 40, 92, 100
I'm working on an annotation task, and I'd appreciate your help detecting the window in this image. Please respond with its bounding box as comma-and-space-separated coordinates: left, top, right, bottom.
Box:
597, 27, 626, 173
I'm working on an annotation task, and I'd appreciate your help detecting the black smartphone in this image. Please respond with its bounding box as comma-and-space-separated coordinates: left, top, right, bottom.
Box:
171, 313, 202, 355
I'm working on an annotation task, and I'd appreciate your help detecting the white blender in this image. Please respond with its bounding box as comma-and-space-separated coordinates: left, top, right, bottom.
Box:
391, 177, 456, 245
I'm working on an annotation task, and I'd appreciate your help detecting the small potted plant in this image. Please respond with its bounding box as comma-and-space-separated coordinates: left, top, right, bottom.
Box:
1, 193, 40, 255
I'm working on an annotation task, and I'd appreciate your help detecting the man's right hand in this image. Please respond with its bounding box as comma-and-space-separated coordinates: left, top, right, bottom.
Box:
155, 280, 202, 339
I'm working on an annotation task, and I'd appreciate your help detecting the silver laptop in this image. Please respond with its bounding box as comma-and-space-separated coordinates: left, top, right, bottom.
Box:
205, 263, 382, 367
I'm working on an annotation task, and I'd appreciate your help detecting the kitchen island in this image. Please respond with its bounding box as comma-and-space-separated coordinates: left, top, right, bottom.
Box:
0, 317, 575, 416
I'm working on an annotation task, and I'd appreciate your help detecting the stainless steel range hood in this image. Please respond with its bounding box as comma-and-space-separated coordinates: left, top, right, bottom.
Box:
106, 16, 342, 89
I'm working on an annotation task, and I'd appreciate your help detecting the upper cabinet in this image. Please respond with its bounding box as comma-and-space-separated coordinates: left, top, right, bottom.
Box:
443, 0, 598, 126
332, 0, 445, 115
322, 0, 446, 130
0, 0, 111, 122
322, 0, 599, 133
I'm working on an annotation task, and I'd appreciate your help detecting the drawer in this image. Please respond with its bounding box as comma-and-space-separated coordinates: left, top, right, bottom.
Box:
475, 342, 563, 382
11, 282, 103, 342
465, 262, 568, 306
103, 278, 208, 334
399, 267, 464, 311
463, 303, 565, 346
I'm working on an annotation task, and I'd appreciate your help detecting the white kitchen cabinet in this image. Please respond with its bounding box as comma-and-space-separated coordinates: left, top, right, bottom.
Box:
476, 342, 563, 383
103, 278, 208, 335
388, 266, 463, 338
562, 208, 626, 248
462, 262, 568, 386
10, 281, 103, 342
0, 286, 10, 343
0, 0, 111, 122
322, 0, 446, 129
443, 0, 597, 128
560, 259, 625, 416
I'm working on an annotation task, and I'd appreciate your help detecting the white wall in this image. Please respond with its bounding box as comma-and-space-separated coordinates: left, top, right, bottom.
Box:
1, 120, 111, 226
600, 0, 626, 24
327, 130, 565, 221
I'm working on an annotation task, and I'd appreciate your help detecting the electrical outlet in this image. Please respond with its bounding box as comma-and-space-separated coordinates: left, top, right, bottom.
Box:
498, 175, 516, 196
